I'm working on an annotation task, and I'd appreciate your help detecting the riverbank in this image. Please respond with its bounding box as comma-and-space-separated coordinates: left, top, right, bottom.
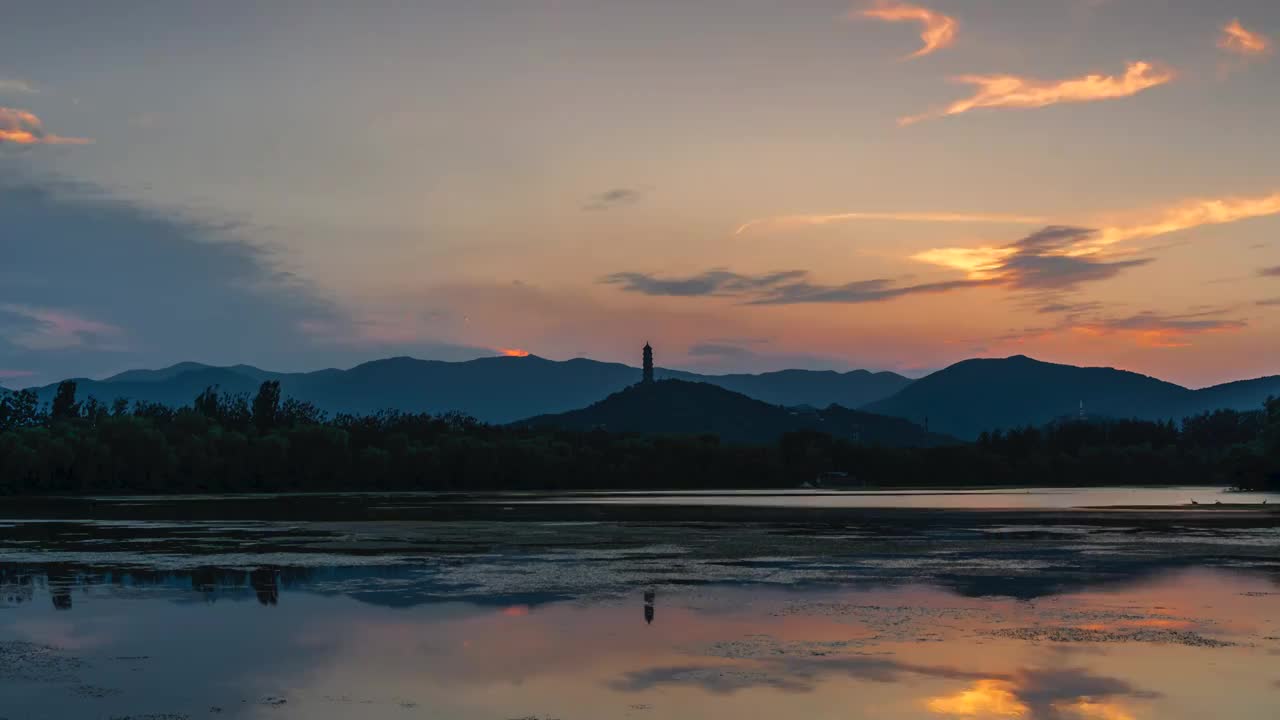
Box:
2, 489, 1278, 526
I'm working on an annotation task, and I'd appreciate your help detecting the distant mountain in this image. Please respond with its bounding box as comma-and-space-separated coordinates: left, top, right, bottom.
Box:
22, 356, 913, 424
1190, 376, 1280, 415
103, 362, 281, 384
667, 368, 913, 409
518, 379, 955, 447
865, 355, 1280, 439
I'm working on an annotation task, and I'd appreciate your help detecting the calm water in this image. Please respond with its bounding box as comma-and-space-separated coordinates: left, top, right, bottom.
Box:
509, 486, 1280, 509
2, 513, 1278, 719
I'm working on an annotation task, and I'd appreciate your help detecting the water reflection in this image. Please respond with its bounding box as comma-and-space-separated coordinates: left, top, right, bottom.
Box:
926, 670, 1151, 720
251, 568, 280, 607
1, 564, 1275, 719
2, 510, 1279, 720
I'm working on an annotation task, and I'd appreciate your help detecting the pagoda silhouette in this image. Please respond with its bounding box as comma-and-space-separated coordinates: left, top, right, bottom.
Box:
642, 342, 654, 385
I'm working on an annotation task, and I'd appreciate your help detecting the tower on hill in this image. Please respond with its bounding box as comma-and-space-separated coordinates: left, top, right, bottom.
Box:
642, 342, 654, 384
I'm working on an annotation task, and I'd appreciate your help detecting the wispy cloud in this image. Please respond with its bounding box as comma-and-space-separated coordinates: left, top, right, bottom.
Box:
747, 277, 993, 305
916, 191, 1280, 283
1093, 192, 1280, 248
603, 268, 995, 305
1258, 297, 1280, 307
0, 78, 37, 95
601, 269, 806, 297
688, 342, 757, 359
913, 226, 1154, 290
1006, 305, 1248, 349
583, 187, 645, 211
1219, 19, 1271, 57
683, 342, 857, 373
0, 107, 91, 145
609, 224, 1156, 305
1071, 310, 1246, 348
1259, 265, 1280, 277
734, 211, 1046, 236
855, 1, 957, 60
0, 304, 125, 351
616, 189, 1280, 310
900, 61, 1173, 126
1002, 227, 1154, 289
1035, 300, 1102, 315
0, 163, 367, 383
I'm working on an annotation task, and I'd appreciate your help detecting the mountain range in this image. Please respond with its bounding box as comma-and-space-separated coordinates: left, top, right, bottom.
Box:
5, 356, 910, 425
6, 354, 1278, 440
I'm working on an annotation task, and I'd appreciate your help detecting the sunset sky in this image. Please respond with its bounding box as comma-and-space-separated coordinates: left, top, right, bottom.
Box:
3, 0, 1280, 387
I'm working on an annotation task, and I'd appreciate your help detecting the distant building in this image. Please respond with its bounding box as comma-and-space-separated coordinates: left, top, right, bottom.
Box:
642, 343, 654, 384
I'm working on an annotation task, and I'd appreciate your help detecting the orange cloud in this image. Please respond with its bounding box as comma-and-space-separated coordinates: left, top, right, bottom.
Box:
735, 211, 1045, 236
857, 1, 957, 59
1219, 19, 1271, 57
0, 107, 91, 145
499, 347, 531, 357
1093, 191, 1280, 249
900, 61, 1174, 126
915, 191, 1280, 280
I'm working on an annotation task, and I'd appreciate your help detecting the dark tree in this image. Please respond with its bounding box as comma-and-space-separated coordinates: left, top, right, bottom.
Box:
195, 385, 222, 420
50, 380, 81, 421
252, 381, 282, 432
82, 397, 108, 425
0, 389, 41, 430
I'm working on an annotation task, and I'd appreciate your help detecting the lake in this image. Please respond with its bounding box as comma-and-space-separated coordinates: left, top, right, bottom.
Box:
494, 485, 1280, 509
2, 496, 1278, 718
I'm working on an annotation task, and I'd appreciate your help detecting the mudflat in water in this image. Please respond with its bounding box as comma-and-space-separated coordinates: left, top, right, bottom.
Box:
2, 494, 1278, 719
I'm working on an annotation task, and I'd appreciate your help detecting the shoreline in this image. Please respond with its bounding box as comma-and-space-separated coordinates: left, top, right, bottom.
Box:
1, 492, 1277, 526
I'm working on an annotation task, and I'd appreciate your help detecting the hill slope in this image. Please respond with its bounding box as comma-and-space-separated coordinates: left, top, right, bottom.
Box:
24, 356, 912, 424
865, 355, 1280, 439
519, 379, 955, 446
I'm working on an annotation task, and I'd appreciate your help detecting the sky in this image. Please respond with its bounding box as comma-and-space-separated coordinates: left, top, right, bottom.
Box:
2, 0, 1279, 388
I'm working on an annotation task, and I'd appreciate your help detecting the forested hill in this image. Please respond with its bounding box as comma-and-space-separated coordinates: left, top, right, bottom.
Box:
517, 379, 955, 447
21, 356, 912, 424
865, 355, 1280, 439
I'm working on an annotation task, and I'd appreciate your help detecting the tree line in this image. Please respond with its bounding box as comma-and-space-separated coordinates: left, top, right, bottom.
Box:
1, 380, 1277, 495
